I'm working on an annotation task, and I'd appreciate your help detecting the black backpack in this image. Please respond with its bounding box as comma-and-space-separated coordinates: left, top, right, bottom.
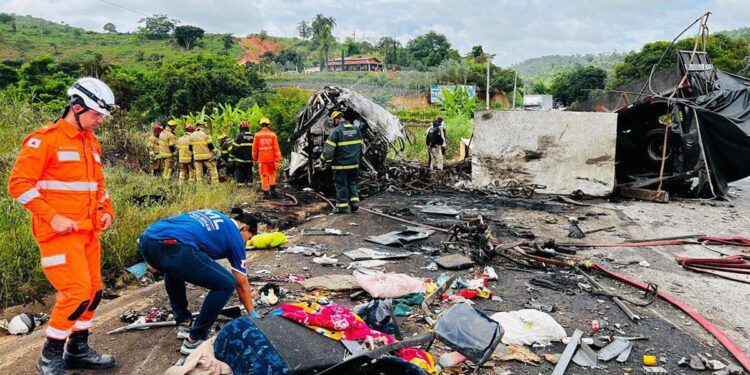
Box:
426, 126, 444, 147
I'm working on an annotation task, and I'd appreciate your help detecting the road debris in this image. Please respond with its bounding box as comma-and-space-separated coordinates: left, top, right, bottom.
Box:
300, 274, 359, 291
365, 227, 435, 246
491, 309, 567, 346
354, 272, 426, 298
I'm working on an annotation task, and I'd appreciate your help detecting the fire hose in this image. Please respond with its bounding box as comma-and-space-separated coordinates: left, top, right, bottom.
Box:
508, 245, 750, 372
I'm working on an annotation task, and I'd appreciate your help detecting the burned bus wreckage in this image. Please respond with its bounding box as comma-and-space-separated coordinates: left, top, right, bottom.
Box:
287, 86, 413, 190
577, 50, 750, 199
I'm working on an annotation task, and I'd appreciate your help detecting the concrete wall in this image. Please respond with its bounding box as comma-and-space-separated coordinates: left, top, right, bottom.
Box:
471, 110, 618, 196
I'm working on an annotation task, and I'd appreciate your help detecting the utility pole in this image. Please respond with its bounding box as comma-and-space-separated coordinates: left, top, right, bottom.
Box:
485, 53, 495, 110
512, 71, 518, 109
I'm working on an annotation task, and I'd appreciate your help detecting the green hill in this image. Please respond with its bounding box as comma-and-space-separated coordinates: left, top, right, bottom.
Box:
718, 27, 750, 40
511, 52, 626, 85
0, 15, 244, 69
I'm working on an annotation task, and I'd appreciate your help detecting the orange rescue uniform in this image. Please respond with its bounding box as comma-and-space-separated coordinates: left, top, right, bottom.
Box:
8, 118, 114, 340
252, 127, 282, 192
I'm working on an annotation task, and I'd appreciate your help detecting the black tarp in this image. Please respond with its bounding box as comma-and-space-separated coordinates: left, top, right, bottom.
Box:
620, 68, 750, 197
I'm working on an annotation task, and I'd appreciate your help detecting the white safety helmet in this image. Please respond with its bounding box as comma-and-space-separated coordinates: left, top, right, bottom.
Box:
8, 313, 35, 335
67, 77, 116, 116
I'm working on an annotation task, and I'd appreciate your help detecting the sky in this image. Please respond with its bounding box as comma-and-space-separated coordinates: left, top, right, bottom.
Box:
1, 0, 749, 66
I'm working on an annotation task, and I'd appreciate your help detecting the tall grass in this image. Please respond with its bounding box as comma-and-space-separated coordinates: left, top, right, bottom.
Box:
0, 93, 258, 308
392, 114, 473, 163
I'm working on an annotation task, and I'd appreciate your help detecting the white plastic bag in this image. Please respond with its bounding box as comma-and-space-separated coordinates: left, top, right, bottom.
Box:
491, 309, 567, 346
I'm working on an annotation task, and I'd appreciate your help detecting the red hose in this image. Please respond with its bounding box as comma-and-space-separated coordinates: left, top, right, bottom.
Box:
507, 242, 750, 370
592, 263, 750, 372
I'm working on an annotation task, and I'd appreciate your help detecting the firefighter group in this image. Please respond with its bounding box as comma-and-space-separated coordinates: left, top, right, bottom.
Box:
146, 116, 283, 197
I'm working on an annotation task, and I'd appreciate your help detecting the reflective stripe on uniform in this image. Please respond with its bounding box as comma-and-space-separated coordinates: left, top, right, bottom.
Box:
338, 140, 362, 146
350, 197, 360, 202
41, 254, 66, 268
36, 181, 98, 191
325, 139, 337, 147
336, 203, 349, 208
16, 188, 41, 204
46, 326, 70, 340
57, 151, 80, 161
332, 164, 359, 170
74, 319, 93, 330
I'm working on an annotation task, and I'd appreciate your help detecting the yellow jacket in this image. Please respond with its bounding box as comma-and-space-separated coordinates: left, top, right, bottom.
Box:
177, 134, 192, 163
158, 129, 176, 158
147, 134, 159, 157
190, 130, 213, 161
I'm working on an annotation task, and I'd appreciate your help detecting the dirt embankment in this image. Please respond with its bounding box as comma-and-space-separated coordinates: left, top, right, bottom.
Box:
237, 37, 286, 64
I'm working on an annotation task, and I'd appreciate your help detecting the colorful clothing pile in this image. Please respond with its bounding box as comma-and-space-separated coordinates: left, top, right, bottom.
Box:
271, 302, 436, 374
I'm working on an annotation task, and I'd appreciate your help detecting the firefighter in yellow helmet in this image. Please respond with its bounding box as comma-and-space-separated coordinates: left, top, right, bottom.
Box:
252, 117, 282, 197
177, 124, 195, 184
159, 120, 178, 180
190, 122, 219, 183
230, 121, 254, 186
217, 133, 234, 179
147, 124, 163, 176
320, 111, 363, 213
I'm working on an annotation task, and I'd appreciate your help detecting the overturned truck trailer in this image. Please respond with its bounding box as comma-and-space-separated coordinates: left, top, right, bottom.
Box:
577, 51, 750, 198
287, 86, 412, 189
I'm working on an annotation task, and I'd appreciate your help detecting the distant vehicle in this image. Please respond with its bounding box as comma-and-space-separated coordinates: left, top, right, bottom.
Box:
523, 95, 554, 110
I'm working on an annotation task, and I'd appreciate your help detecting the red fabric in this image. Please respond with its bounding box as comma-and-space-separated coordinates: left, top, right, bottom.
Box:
273, 303, 435, 373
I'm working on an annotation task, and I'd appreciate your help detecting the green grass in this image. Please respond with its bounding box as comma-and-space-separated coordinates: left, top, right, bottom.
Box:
392, 114, 473, 163
0, 15, 244, 70
393, 107, 442, 124
0, 92, 259, 308
267, 71, 434, 90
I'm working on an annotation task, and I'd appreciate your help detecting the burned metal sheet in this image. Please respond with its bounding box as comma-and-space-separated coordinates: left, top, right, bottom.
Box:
421, 205, 460, 216
472, 110, 617, 196
287, 86, 412, 188
343, 248, 415, 261
598, 339, 632, 361
365, 227, 435, 246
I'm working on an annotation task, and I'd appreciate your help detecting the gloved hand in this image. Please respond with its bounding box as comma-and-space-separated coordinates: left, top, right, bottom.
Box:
247, 310, 261, 319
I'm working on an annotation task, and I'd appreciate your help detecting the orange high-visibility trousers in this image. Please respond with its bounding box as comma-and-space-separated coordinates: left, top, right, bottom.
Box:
258, 162, 277, 192
38, 231, 103, 339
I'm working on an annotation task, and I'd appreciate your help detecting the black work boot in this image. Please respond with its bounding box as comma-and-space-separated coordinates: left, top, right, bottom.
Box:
37, 337, 66, 375
270, 187, 278, 198
64, 330, 116, 370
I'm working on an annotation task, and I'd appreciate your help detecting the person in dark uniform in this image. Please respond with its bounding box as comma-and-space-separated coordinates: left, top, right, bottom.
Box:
230, 121, 254, 186
320, 111, 363, 214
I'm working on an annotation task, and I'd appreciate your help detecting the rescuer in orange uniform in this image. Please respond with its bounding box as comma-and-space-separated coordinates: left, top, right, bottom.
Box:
8, 78, 117, 374
252, 117, 282, 197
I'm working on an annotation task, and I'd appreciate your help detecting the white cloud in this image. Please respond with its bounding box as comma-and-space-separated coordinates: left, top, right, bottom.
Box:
1, 0, 749, 65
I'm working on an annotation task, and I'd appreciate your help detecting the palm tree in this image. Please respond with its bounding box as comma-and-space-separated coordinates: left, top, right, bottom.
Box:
311, 14, 336, 41
317, 26, 336, 71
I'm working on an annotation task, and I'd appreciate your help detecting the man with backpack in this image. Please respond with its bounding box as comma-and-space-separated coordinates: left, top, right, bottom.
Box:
426, 119, 445, 170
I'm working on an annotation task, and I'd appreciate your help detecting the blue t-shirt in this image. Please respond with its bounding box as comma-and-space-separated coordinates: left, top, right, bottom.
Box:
143, 209, 248, 274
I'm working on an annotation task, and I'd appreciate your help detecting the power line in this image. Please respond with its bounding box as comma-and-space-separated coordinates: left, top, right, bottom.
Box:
97, 0, 150, 17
